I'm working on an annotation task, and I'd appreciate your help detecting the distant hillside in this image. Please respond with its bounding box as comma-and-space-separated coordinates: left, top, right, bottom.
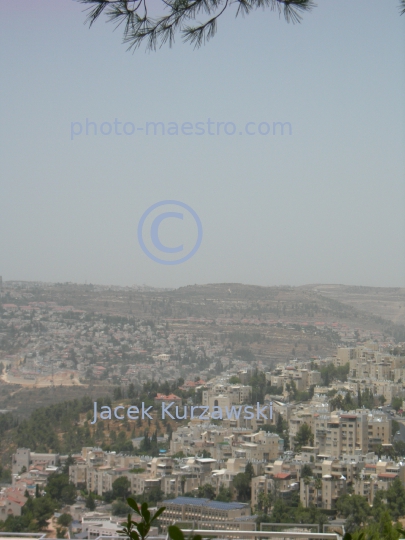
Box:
3, 281, 405, 349
5, 280, 403, 328
303, 284, 405, 326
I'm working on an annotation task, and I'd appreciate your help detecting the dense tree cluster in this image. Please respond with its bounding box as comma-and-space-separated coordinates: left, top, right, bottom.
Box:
255, 489, 327, 529
329, 388, 378, 412
14, 396, 112, 453
246, 369, 283, 403
335, 479, 405, 536
318, 362, 350, 386
0, 471, 76, 533
0, 412, 17, 437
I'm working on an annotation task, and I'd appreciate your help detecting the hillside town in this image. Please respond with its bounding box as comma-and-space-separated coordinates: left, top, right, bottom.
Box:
2, 342, 405, 538
0, 282, 395, 392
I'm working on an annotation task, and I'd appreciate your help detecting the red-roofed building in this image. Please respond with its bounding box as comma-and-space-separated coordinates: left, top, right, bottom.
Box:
378, 473, 398, 479
273, 472, 291, 479
272, 472, 292, 491
0, 487, 27, 518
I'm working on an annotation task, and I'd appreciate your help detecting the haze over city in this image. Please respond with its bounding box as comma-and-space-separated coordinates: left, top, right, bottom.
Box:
0, 0, 404, 289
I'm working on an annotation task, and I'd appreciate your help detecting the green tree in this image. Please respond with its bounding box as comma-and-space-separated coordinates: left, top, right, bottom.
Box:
286, 380, 297, 401
294, 423, 313, 450
197, 484, 215, 499
256, 491, 273, 514
144, 487, 164, 505
345, 511, 404, 540
269, 498, 290, 523
245, 462, 254, 479
336, 494, 371, 532
375, 510, 402, 540
113, 387, 122, 400
103, 490, 115, 503
372, 489, 386, 522
62, 454, 75, 474
314, 478, 322, 505
394, 440, 405, 457
46, 473, 76, 505
57, 514, 73, 527
61, 484, 77, 505
112, 476, 131, 500
85, 493, 96, 511
301, 464, 312, 478
56, 525, 67, 538
128, 383, 136, 399
386, 477, 405, 520
112, 500, 131, 515
215, 486, 232, 502
392, 397, 402, 412
232, 473, 251, 502
26, 495, 58, 529
360, 388, 374, 410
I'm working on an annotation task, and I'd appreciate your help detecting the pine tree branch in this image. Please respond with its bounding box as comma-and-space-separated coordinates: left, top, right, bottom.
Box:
75, 1, 405, 51
77, 0, 316, 49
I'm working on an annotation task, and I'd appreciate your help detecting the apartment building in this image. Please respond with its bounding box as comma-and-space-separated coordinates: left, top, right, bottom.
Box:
202, 384, 252, 410
312, 410, 388, 457
160, 474, 200, 498
367, 414, 391, 450
335, 347, 357, 365
12, 448, 59, 475
342, 344, 405, 390
157, 497, 251, 528
289, 410, 315, 448
251, 469, 299, 508
267, 367, 321, 394
300, 472, 346, 510
170, 420, 283, 461
232, 431, 283, 461
353, 460, 405, 504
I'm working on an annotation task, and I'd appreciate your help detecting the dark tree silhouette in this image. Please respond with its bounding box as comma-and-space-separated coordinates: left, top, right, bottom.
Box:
77, 0, 405, 51
77, 0, 316, 51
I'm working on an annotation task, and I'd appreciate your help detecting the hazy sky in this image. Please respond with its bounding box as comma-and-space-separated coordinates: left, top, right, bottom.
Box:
0, 0, 404, 289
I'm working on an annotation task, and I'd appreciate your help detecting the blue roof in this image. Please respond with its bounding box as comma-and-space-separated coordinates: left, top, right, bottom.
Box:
163, 497, 248, 510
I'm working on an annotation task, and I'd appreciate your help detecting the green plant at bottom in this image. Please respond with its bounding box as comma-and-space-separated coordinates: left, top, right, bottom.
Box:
118, 497, 202, 540
168, 525, 202, 540
118, 498, 165, 540
343, 524, 405, 540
